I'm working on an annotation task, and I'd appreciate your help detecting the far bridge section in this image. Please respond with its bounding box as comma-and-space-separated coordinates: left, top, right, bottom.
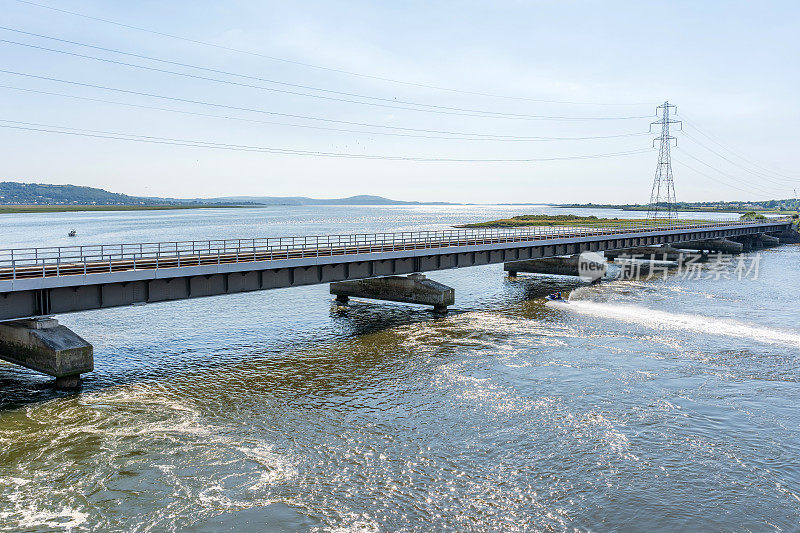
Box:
0, 217, 793, 386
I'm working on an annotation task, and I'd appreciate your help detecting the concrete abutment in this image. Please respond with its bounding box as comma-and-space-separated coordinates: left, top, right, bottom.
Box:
0, 317, 93, 389
330, 274, 455, 313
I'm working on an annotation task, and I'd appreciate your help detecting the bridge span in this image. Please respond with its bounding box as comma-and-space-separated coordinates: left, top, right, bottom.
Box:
0, 218, 792, 320
0, 217, 793, 387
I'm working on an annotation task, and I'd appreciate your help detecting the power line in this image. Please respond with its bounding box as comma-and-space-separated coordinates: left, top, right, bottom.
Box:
0, 38, 656, 122
680, 128, 798, 186
674, 160, 775, 196
676, 149, 787, 195
0, 119, 654, 162
0, 27, 655, 121
9, 0, 654, 106
679, 112, 799, 179
678, 115, 799, 183
0, 84, 651, 143
0, 69, 654, 138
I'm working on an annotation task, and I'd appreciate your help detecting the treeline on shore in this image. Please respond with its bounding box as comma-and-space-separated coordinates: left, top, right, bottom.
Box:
560, 199, 800, 214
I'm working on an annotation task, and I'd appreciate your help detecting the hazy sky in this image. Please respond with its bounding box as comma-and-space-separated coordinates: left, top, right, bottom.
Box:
1, 0, 798, 203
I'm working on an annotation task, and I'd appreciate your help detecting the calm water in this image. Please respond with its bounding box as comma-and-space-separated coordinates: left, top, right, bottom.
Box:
1, 205, 799, 532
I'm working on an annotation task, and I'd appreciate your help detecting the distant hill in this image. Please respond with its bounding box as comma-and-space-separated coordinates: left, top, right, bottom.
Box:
206, 194, 451, 206
0, 182, 450, 207
0, 182, 164, 206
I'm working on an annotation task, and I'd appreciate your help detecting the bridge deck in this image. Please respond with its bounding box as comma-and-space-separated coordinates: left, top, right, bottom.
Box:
0, 217, 792, 320
0, 219, 784, 283
1, 230, 600, 281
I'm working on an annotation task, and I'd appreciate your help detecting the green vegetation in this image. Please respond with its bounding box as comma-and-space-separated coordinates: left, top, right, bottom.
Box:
457, 214, 704, 229
562, 198, 800, 215
0, 182, 164, 206
0, 181, 260, 213
0, 204, 252, 214
740, 211, 767, 221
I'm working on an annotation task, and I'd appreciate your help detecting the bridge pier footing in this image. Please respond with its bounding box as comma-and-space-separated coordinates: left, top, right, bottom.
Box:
778, 228, 800, 244
0, 317, 93, 389
606, 246, 708, 262
731, 235, 756, 252
504, 253, 607, 282
674, 238, 744, 254
330, 274, 455, 313
757, 233, 781, 247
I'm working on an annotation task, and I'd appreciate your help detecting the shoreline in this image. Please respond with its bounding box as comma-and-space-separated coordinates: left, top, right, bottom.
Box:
455, 214, 713, 229
2, 203, 796, 217
557, 204, 797, 215
0, 204, 258, 214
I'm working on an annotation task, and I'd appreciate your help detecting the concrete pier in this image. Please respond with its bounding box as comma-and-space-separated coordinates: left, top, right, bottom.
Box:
605, 246, 688, 262
505, 256, 584, 277
505, 253, 606, 282
757, 233, 780, 247
330, 274, 455, 313
612, 257, 680, 278
675, 238, 744, 254
0, 318, 93, 389
731, 235, 757, 252
732, 233, 781, 250
778, 228, 800, 244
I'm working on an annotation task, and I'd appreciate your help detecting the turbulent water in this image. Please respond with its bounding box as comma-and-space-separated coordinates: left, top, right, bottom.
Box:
1, 205, 799, 532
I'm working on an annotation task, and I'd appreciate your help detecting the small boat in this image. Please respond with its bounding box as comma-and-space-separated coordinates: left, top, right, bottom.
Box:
545, 292, 567, 302
68, 230, 77, 237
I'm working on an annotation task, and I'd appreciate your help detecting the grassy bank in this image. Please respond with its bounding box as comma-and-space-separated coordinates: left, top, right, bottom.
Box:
457, 214, 706, 228
622, 206, 798, 215
560, 204, 800, 215
0, 204, 257, 214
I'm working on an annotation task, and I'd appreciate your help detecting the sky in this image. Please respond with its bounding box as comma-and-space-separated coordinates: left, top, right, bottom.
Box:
1, 0, 798, 203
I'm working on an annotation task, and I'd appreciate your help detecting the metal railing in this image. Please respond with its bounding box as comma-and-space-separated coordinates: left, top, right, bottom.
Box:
0, 217, 790, 281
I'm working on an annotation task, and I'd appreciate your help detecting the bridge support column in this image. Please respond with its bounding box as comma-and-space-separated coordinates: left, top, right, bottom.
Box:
504, 254, 606, 282
330, 274, 454, 313
731, 235, 756, 252
608, 247, 710, 264
674, 238, 744, 254
778, 228, 800, 244
606, 246, 688, 262
0, 318, 93, 389
757, 233, 780, 247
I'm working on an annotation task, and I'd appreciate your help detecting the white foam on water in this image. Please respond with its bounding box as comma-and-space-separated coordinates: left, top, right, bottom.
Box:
561, 300, 800, 348
236, 442, 299, 486
0, 480, 88, 532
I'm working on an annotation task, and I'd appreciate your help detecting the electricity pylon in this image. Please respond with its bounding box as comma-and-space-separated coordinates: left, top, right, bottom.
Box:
647, 101, 681, 221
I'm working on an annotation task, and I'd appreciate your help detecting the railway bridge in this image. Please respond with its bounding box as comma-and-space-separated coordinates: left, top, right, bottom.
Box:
0, 217, 793, 387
